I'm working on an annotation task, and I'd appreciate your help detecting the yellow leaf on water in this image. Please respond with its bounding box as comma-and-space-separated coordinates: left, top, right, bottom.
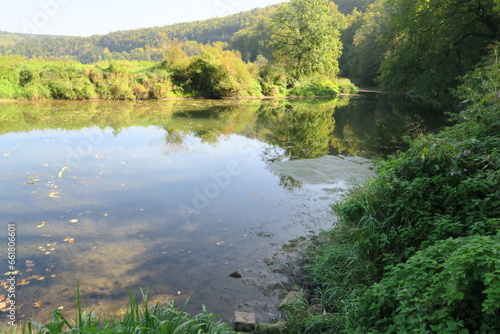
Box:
68, 219, 78, 223
37, 222, 46, 228
4, 271, 19, 276
33, 301, 42, 308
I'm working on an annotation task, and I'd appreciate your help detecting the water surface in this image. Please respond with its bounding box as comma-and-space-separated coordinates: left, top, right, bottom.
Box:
0, 96, 445, 323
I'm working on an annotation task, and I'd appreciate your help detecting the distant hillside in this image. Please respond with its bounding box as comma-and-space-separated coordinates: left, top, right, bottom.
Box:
0, 0, 372, 64
0, 6, 277, 63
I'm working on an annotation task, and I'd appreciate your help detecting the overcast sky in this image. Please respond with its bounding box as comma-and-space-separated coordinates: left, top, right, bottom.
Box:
0, 0, 287, 37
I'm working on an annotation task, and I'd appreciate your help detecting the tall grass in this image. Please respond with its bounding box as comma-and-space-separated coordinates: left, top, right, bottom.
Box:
3, 286, 235, 334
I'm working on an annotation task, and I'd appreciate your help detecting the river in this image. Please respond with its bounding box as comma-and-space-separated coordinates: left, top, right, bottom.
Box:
0, 94, 445, 324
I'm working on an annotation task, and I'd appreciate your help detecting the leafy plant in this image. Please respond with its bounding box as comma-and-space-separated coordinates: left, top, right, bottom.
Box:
358, 235, 500, 333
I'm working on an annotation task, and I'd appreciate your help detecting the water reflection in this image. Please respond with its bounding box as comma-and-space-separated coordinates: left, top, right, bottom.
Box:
330, 93, 447, 157
0, 96, 445, 323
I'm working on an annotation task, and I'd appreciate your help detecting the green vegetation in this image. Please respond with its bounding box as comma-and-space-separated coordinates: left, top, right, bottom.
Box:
3, 287, 234, 334
270, 0, 344, 80
1, 0, 499, 332
285, 44, 500, 333
1, 0, 498, 102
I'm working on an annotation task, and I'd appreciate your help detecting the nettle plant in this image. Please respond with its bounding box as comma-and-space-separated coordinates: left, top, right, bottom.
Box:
358, 235, 500, 333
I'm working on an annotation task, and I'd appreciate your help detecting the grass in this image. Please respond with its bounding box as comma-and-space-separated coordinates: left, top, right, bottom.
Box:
3, 285, 235, 334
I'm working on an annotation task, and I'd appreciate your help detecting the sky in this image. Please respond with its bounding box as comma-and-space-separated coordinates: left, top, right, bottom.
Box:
0, 0, 288, 37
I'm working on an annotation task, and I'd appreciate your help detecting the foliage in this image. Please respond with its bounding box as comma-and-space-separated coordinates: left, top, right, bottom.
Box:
270, 0, 344, 80
228, 18, 274, 62
358, 235, 500, 333
288, 77, 357, 96
255, 59, 288, 96
178, 46, 261, 98
345, 2, 388, 86
257, 99, 338, 160
378, 0, 500, 99
0, 6, 279, 64
298, 45, 500, 333
4, 287, 235, 334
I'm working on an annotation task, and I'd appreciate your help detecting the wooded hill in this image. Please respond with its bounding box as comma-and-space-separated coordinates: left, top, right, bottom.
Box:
1, 0, 498, 101
0, 6, 278, 64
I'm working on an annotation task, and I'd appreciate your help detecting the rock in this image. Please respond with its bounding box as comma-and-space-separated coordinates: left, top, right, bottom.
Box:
229, 270, 242, 278
234, 311, 256, 332
280, 291, 304, 309
259, 321, 287, 333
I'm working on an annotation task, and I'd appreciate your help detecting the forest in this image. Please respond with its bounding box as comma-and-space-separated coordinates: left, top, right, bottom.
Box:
1, 0, 497, 102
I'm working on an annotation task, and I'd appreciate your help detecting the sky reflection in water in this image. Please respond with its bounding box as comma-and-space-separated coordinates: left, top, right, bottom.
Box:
0, 97, 445, 322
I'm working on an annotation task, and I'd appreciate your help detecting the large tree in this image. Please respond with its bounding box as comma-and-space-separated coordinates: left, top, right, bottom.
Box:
270, 0, 344, 80
379, 0, 500, 99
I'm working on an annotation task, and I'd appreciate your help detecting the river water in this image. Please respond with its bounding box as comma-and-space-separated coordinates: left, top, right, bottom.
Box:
0, 95, 445, 324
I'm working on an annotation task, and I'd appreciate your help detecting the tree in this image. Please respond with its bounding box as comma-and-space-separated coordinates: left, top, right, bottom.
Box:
378, 0, 500, 99
346, 2, 389, 86
270, 0, 344, 80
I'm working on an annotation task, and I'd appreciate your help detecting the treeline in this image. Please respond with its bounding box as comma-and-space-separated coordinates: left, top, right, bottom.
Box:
0, 0, 356, 100
0, 6, 277, 64
2, 0, 498, 102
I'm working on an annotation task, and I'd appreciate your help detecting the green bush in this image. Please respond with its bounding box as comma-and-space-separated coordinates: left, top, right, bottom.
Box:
257, 63, 288, 96
180, 47, 261, 98
301, 45, 500, 333
0, 78, 19, 98
287, 76, 356, 96
358, 235, 500, 333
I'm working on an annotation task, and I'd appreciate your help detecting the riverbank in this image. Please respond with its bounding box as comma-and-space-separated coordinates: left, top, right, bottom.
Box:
0, 55, 356, 102
272, 44, 500, 334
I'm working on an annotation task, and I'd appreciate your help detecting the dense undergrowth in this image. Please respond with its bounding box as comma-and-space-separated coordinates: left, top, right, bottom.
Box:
285, 46, 500, 333
0, 46, 356, 101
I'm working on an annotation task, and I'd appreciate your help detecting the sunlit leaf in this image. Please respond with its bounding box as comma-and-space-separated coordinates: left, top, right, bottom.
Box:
4, 271, 19, 276
37, 222, 46, 228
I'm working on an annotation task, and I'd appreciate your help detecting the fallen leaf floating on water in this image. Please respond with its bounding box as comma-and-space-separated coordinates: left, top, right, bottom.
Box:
30, 275, 44, 281
57, 164, 68, 178
57, 306, 64, 310
18, 279, 30, 286
68, 219, 78, 223
25, 260, 35, 267
2, 153, 11, 157
37, 222, 46, 228
33, 301, 42, 308
63, 238, 74, 243
4, 271, 19, 276
42, 234, 51, 237
49, 192, 60, 198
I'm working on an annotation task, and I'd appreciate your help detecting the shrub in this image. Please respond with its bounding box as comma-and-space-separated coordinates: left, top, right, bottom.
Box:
358, 235, 500, 333
287, 76, 357, 96
181, 47, 261, 98
0, 78, 19, 98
